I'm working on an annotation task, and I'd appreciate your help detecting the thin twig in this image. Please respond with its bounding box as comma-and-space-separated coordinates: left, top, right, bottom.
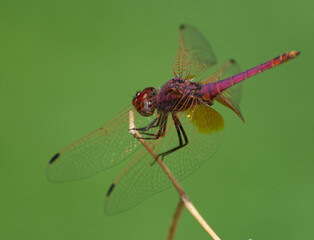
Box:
128, 111, 221, 240
167, 198, 184, 240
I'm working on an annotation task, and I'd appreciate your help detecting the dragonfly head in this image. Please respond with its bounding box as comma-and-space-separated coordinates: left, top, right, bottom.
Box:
132, 87, 157, 117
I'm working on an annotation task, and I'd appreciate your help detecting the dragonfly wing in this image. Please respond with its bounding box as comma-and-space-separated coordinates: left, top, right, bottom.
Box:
46, 106, 155, 183
198, 59, 244, 121
104, 103, 224, 215
173, 24, 217, 80
104, 147, 155, 215
216, 59, 244, 121
188, 104, 224, 133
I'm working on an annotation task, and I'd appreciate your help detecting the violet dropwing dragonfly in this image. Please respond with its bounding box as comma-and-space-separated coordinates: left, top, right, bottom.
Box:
47, 24, 300, 215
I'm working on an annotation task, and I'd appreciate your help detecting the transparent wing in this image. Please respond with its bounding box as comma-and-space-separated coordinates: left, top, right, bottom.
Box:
104, 102, 224, 215
172, 24, 217, 80
198, 59, 244, 121
46, 105, 156, 183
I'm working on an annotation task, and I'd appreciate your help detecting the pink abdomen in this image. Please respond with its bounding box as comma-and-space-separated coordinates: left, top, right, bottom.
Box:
199, 51, 300, 100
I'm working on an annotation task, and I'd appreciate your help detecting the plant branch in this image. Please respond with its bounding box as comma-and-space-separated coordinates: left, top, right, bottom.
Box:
167, 198, 184, 240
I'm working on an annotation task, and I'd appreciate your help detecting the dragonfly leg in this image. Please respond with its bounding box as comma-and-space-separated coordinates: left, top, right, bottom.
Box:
150, 113, 187, 166
132, 117, 159, 132
158, 113, 188, 158
151, 114, 162, 128
137, 115, 168, 140
132, 112, 165, 134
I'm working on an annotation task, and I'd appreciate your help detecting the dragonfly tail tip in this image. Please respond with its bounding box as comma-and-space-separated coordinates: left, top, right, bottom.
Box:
289, 51, 301, 58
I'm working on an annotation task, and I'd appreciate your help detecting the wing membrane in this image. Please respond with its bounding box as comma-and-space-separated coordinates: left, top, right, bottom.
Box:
173, 24, 217, 80
189, 104, 224, 134
198, 59, 244, 121
46, 105, 156, 182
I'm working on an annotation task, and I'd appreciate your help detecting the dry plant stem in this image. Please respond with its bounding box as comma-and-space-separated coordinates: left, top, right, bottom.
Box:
128, 111, 221, 240
167, 198, 184, 240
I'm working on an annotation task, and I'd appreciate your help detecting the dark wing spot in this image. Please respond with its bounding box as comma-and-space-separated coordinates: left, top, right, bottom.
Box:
179, 24, 185, 30
229, 59, 236, 64
99, 127, 108, 135
49, 153, 60, 164
106, 183, 115, 197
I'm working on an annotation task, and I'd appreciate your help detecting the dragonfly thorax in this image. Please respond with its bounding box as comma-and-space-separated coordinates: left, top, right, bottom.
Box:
156, 79, 201, 113
132, 87, 157, 116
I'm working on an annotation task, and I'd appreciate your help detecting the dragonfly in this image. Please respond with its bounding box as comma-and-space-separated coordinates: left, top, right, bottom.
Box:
47, 24, 300, 215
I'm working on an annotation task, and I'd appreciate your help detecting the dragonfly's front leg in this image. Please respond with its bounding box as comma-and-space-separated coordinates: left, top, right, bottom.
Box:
129, 112, 162, 132
136, 115, 168, 140
132, 117, 159, 132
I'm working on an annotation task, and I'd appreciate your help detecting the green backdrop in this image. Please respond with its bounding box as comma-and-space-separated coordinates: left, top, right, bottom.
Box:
1, 0, 313, 239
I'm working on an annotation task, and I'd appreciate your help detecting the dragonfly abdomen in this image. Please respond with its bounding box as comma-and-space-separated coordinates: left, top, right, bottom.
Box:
199, 51, 300, 100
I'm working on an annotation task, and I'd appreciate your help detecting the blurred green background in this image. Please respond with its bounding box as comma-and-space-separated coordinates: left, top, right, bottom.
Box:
1, 0, 313, 239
